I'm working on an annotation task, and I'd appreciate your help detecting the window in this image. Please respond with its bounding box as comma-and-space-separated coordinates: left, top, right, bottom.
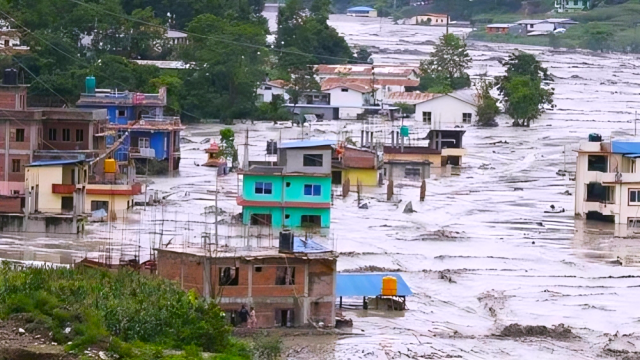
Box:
15, 129, 24, 142
62, 128, 70, 142
250, 213, 272, 226
285, 214, 290, 219
48, 128, 57, 141
91, 201, 109, 212
303, 154, 323, 167
255, 266, 262, 272
10, 190, 19, 195
139, 138, 150, 149
586, 183, 613, 203
629, 218, 640, 228
422, 111, 432, 124
76, 129, 84, 142
587, 155, 607, 172
630, 189, 640, 204
11, 159, 20, 172
301, 214, 321, 227
285, 182, 291, 187
61, 197, 74, 212
303, 184, 322, 196
341, 88, 349, 92
275, 266, 295, 285
405, 167, 421, 178
118, 109, 126, 117
462, 113, 472, 124
219, 267, 239, 286
3, 40, 8, 47
264, 86, 272, 91
255, 182, 273, 195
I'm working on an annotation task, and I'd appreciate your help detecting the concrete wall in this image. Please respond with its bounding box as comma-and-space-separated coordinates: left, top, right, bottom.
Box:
156, 250, 336, 328
285, 176, 331, 203
41, 121, 92, 151
326, 88, 365, 107
241, 206, 331, 228
243, 206, 284, 227
415, 95, 477, 129
384, 152, 442, 166
242, 175, 284, 202
257, 85, 288, 103
25, 165, 63, 212
85, 193, 132, 213
279, 148, 332, 174
342, 168, 379, 187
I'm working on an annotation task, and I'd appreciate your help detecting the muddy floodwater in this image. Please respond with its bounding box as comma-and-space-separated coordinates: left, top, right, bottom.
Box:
4, 14, 640, 359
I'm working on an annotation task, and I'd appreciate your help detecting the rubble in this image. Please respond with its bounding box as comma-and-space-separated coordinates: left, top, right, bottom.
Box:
499, 324, 575, 340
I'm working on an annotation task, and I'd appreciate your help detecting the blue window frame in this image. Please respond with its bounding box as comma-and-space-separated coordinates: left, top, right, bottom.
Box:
255, 182, 272, 195
304, 184, 322, 196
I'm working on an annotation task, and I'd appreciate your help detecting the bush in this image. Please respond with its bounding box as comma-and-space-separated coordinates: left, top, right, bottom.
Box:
0, 264, 243, 358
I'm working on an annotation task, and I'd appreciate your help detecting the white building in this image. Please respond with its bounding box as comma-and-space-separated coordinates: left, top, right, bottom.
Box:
516, 20, 555, 34
413, 91, 477, 128
166, 29, 188, 45
257, 80, 289, 103
574, 138, 640, 226
320, 82, 376, 119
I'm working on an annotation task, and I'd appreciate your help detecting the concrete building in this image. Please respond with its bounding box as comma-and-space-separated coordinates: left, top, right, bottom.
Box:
408, 13, 449, 26
414, 91, 477, 128
486, 23, 526, 35
257, 80, 289, 103
555, 0, 590, 12
574, 137, 640, 225
166, 29, 188, 46
332, 144, 382, 187
516, 20, 555, 34
76, 77, 183, 174
156, 233, 337, 328
237, 140, 334, 228
321, 78, 419, 104
346, 6, 377, 17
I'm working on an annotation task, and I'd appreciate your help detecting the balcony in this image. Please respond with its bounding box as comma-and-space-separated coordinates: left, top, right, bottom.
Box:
130, 147, 156, 158
86, 183, 142, 196
585, 171, 640, 184
52, 184, 77, 194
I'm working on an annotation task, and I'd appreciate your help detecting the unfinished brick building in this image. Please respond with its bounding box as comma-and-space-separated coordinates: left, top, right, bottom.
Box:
156, 233, 337, 328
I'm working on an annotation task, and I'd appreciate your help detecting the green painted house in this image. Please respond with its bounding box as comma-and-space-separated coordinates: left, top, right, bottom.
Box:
555, 0, 590, 12
237, 140, 335, 228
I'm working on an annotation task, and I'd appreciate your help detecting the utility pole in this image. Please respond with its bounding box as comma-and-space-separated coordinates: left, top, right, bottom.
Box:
446, 14, 449, 35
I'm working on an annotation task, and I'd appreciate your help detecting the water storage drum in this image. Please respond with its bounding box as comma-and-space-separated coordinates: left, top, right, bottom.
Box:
400, 126, 409, 137
85, 76, 96, 94
381, 276, 398, 296
3, 69, 17, 85
104, 159, 117, 173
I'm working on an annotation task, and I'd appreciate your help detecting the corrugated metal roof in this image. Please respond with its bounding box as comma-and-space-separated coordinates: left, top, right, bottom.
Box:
612, 141, 640, 154
315, 65, 417, 77
321, 77, 418, 90
280, 140, 336, 149
27, 159, 85, 167
322, 82, 372, 93
292, 237, 331, 253
336, 273, 413, 297
487, 23, 519, 28
516, 19, 548, 24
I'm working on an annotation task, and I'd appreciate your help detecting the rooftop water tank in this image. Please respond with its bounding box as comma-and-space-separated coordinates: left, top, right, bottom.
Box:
104, 159, 116, 173
85, 76, 96, 95
3, 69, 17, 85
279, 230, 293, 252
381, 276, 397, 296
588, 133, 602, 142
400, 125, 409, 137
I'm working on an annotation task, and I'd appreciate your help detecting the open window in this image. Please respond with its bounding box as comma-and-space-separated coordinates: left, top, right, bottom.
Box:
275, 266, 295, 285
585, 183, 614, 203
301, 214, 321, 227
587, 155, 607, 172
219, 267, 239, 286
303, 154, 323, 167
250, 213, 272, 226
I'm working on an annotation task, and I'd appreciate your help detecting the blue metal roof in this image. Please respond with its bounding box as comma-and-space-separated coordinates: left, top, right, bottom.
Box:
292, 237, 331, 253
624, 153, 640, 159
612, 141, 640, 154
280, 140, 336, 149
348, 6, 375, 11
26, 159, 86, 167
336, 273, 413, 297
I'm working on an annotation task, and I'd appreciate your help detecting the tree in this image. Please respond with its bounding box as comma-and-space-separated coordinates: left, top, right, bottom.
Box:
286, 67, 320, 124
419, 33, 471, 93
580, 23, 615, 52
474, 78, 500, 126
219, 128, 239, 168
393, 102, 415, 116
495, 52, 554, 127
353, 47, 373, 63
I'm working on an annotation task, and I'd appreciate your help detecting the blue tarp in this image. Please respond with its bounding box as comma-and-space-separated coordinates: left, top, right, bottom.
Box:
280, 140, 336, 149
292, 237, 331, 253
336, 273, 413, 297
624, 153, 640, 159
612, 141, 640, 154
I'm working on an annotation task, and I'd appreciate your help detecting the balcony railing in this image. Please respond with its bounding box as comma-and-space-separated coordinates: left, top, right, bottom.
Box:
51, 184, 77, 194
130, 147, 156, 158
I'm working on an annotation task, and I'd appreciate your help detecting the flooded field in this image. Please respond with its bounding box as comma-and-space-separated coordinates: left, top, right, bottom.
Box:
3, 14, 640, 359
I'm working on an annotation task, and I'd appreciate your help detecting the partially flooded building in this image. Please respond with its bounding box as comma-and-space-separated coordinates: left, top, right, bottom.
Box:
332, 143, 382, 187
575, 137, 640, 225
156, 231, 337, 328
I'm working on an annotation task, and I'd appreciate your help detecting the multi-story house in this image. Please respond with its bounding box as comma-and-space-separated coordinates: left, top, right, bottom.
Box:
555, 0, 590, 12
76, 77, 183, 174
237, 140, 334, 228
574, 136, 640, 226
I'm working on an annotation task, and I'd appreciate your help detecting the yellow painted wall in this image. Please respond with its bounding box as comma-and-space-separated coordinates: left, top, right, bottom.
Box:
85, 194, 131, 214
25, 166, 63, 212
384, 153, 442, 167
344, 168, 378, 186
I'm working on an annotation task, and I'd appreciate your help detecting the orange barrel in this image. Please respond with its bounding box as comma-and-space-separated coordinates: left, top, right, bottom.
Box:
381, 276, 397, 296
104, 159, 117, 173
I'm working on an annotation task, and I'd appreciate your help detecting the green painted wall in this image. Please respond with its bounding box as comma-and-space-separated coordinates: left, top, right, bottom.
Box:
242, 175, 283, 202
242, 207, 330, 228
242, 206, 284, 228
284, 176, 331, 203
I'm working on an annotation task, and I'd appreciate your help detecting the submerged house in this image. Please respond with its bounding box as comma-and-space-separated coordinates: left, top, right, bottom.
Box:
76, 77, 183, 174
237, 140, 334, 228
574, 136, 640, 225
332, 143, 382, 187
156, 231, 337, 328
414, 91, 478, 128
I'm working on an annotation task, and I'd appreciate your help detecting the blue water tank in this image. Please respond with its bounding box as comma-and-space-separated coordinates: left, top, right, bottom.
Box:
85, 76, 96, 95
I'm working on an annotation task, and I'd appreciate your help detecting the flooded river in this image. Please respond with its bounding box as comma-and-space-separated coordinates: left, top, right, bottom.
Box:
3, 14, 640, 359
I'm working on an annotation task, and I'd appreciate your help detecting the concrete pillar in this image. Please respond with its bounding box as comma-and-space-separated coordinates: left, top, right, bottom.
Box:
203, 257, 211, 298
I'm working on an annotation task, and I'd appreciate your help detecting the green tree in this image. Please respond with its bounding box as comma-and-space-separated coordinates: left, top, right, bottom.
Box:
353, 47, 373, 63
286, 67, 320, 124
495, 52, 554, 127
474, 78, 500, 126
419, 33, 471, 93
393, 102, 415, 116
219, 128, 239, 167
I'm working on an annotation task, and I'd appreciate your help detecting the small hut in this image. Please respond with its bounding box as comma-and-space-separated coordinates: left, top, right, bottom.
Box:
203, 142, 228, 176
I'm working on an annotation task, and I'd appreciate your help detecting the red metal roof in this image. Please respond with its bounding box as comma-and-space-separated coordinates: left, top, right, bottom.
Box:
236, 196, 331, 209
321, 78, 419, 90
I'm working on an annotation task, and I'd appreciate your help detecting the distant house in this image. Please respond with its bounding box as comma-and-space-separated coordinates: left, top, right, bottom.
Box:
516, 20, 555, 34
321, 77, 419, 103
257, 80, 289, 103
347, 6, 377, 17
408, 13, 449, 26
0, 22, 28, 54
546, 18, 579, 29
315, 65, 419, 83
413, 91, 477, 128
166, 29, 188, 46
555, 0, 590, 12
486, 23, 526, 35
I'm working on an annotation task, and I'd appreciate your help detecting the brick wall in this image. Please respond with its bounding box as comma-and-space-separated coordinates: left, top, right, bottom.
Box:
7, 154, 29, 182
0, 90, 17, 110
8, 123, 31, 151
156, 250, 204, 294
42, 121, 91, 151
0, 196, 22, 213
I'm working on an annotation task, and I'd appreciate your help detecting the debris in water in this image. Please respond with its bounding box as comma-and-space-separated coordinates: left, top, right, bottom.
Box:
403, 201, 415, 213
499, 323, 575, 339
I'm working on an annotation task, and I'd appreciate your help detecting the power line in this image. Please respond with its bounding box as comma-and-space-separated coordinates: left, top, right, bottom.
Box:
11, 57, 70, 107
67, 0, 366, 64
